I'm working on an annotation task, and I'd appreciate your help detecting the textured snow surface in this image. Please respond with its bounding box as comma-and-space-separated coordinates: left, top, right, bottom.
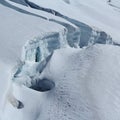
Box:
0, 0, 120, 120
110, 0, 120, 8
2, 45, 120, 120
29, 0, 120, 42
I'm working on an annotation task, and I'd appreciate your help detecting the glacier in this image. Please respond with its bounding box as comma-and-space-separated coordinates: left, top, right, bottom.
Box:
22, 31, 68, 62
1, 0, 120, 120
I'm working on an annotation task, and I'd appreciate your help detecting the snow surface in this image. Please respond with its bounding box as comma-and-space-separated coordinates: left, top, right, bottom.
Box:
110, 0, 120, 8
1, 0, 120, 120
29, 0, 120, 43
2, 45, 120, 120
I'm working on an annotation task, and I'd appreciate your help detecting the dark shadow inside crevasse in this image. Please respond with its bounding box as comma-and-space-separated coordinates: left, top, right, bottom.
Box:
30, 78, 55, 92
35, 47, 41, 62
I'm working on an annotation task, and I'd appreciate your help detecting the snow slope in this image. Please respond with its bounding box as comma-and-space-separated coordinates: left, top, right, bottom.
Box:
109, 0, 120, 9
0, 0, 64, 115
29, 0, 120, 43
40, 44, 120, 120
1, 0, 120, 120
2, 45, 120, 120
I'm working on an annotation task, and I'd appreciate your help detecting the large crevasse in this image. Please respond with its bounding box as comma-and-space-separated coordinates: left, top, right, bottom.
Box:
22, 29, 68, 62
13, 26, 113, 86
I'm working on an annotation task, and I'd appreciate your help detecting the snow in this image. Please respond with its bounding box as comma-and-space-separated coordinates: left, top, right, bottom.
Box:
39, 45, 120, 120
1, 0, 120, 120
0, 1, 64, 117
0, 3, 63, 63
22, 31, 68, 62
29, 0, 120, 43
2, 45, 120, 120
110, 0, 120, 8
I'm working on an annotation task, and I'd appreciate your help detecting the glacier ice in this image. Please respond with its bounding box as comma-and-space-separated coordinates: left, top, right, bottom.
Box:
22, 31, 68, 62
13, 25, 113, 88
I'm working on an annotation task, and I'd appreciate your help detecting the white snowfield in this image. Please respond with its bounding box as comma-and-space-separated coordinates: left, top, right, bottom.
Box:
0, 0, 120, 120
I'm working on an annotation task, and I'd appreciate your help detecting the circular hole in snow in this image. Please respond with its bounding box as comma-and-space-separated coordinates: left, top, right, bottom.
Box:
30, 78, 55, 92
